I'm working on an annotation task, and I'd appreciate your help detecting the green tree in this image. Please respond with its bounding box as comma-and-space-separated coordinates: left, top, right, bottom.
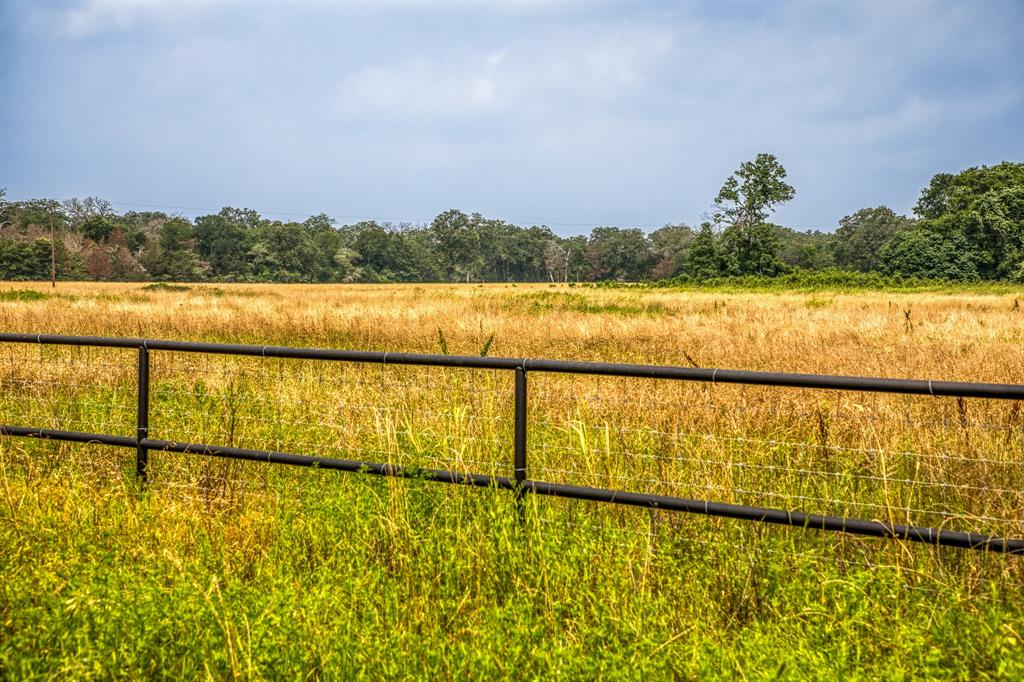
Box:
772, 226, 835, 270
352, 222, 416, 282
833, 207, 913, 272
915, 161, 1024, 220
144, 219, 209, 281
720, 222, 786, 276
900, 162, 1024, 280
429, 209, 483, 282
649, 224, 695, 279
194, 214, 253, 279
248, 223, 318, 282
684, 223, 723, 280
80, 215, 115, 243
711, 154, 794, 276
880, 227, 978, 281
585, 227, 655, 281
713, 153, 796, 228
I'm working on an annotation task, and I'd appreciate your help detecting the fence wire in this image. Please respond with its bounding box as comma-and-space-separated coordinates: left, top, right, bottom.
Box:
0, 341, 1022, 565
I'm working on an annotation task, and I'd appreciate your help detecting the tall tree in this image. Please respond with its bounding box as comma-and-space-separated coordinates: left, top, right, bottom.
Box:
429, 209, 483, 282
649, 223, 694, 279
585, 227, 655, 281
711, 154, 794, 276
684, 223, 723, 280
720, 222, 786, 276
832, 207, 912, 272
194, 213, 253, 279
885, 162, 1024, 280
712, 153, 795, 228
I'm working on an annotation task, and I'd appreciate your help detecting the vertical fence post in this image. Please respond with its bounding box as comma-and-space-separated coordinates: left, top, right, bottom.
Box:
514, 365, 528, 520
136, 345, 150, 483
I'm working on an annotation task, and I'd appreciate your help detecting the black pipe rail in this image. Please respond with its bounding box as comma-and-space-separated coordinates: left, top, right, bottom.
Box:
1, 332, 1022, 554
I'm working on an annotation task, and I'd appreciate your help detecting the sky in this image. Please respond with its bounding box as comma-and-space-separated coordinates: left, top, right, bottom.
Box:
0, 0, 1021, 235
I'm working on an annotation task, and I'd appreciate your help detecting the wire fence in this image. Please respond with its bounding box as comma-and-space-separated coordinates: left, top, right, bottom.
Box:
0, 333, 1022, 555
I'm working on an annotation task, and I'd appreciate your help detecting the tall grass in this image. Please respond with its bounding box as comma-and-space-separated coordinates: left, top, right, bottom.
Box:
1, 281, 1022, 679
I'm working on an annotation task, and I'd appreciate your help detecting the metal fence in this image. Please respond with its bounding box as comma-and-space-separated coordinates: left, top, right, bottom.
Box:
0, 332, 1022, 554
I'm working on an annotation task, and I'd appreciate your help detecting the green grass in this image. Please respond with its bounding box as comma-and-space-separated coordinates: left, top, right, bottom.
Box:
596, 269, 1024, 294
1, 445, 1021, 680
1, 348, 1022, 679
510, 291, 669, 317
0, 289, 52, 302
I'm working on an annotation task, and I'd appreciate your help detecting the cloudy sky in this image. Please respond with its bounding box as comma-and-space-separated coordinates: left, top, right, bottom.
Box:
1, 0, 1021, 234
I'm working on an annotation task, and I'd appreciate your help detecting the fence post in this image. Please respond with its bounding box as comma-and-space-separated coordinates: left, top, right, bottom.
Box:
514, 365, 528, 519
136, 346, 150, 483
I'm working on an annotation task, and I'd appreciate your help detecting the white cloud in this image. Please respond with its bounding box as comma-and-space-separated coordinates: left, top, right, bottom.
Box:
24, 0, 210, 39
335, 23, 676, 121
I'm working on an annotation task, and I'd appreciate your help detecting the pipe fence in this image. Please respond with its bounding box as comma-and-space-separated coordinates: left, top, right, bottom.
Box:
0, 332, 1022, 554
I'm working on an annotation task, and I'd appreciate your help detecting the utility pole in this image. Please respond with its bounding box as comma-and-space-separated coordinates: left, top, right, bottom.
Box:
50, 215, 56, 288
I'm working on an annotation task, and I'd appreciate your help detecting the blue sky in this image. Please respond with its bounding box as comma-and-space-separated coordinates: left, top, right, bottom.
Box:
1, 0, 1021, 235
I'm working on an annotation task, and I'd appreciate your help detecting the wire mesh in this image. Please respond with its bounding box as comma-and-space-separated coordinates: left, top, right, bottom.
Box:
529, 373, 1024, 541
0, 340, 1022, 567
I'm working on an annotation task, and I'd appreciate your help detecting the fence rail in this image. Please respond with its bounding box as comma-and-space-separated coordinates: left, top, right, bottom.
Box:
1, 332, 1022, 554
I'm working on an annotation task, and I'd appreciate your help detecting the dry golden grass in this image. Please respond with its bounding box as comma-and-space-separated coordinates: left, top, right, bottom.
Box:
1, 281, 1023, 678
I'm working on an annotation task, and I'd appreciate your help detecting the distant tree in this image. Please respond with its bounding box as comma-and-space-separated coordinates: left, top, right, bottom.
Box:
402, 227, 443, 282
585, 227, 655, 281
832, 207, 912, 272
351, 222, 416, 282
649, 224, 694, 279
304, 213, 336, 233
218, 207, 263, 230
710, 154, 793, 276
720, 222, 786, 276
886, 162, 1024, 280
914, 161, 1024, 221
248, 223, 318, 282
194, 213, 253, 279
145, 219, 209, 281
880, 227, 978, 281
429, 209, 483, 282
80, 215, 115, 243
61, 197, 114, 228
684, 223, 723, 280
772, 226, 835, 270
713, 153, 795, 229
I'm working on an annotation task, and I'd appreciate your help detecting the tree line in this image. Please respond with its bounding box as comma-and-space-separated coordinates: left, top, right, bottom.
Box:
1, 156, 1021, 284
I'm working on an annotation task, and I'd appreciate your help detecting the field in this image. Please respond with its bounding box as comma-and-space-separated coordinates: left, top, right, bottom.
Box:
1, 281, 1023, 679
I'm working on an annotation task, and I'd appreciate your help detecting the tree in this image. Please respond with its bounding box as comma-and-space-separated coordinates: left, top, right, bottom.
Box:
351, 222, 415, 282
429, 209, 483, 282
144, 219, 209, 281
80, 215, 115, 243
772, 226, 835, 270
194, 213, 253, 279
684, 223, 723, 280
915, 161, 1024, 221
880, 227, 978, 281
61, 197, 113, 228
649, 224, 694, 279
906, 162, 1024, 279
720, 222, 786, 276
710, 154, 794, 277
248, 223, 318, 282
585, 227, 655, 281
713, 153, 795, 228
833, 207, 913, 272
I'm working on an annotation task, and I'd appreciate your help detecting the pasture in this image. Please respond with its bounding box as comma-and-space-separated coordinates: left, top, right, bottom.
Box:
1, 282, 1023, 679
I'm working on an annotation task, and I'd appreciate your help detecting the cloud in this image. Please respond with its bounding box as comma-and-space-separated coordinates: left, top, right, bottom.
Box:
22, 0, 210, 39
1, 1, 1020, 231
335, 23, 676, 121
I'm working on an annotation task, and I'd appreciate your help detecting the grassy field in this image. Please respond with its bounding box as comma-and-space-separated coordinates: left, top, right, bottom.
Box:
1, 281, 1023, 679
